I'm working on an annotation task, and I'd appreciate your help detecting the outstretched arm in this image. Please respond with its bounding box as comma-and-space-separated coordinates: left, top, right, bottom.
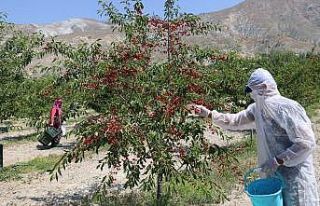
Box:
210, 104, 256, 131
193, 103, 256, 131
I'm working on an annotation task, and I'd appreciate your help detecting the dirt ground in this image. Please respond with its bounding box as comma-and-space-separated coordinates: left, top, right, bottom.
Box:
0, 111, 319, 205
0, 135, 127, 206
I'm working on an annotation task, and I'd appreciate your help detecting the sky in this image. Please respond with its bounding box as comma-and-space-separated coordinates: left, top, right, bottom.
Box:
0, 0, 245, 25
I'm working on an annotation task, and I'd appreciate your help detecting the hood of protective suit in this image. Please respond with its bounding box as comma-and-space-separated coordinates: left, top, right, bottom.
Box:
246, 68, 280, 99
246, 68, 281, 166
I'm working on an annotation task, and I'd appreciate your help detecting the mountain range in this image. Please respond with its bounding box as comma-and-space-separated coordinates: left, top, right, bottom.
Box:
16, 0, 320, 55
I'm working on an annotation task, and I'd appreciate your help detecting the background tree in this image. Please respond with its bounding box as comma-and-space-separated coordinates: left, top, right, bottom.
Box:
0, 14, 48, 122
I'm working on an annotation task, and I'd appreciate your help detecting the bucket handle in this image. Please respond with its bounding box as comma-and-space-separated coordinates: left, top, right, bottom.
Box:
244, 167, 285, 191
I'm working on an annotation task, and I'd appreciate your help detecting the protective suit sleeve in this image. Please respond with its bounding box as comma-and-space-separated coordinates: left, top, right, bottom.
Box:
276, 107, 316, 167
211, 103, 256, 131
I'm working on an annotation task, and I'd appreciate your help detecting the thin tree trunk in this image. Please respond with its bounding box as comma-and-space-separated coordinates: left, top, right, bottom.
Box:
0, 144, 3, 169
156, 172, 163, 205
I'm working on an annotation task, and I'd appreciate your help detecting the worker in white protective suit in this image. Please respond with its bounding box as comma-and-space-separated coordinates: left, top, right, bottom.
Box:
192, 68, 319, 206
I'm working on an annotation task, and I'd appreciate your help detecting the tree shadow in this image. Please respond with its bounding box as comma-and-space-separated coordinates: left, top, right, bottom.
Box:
16, 183, 128, 205
36, 142, 77, 150
0, 133, 36, 142
11, 183, 98, 205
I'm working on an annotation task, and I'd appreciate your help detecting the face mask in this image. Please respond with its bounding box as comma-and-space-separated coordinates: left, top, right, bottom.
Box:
250, 89, 263, 102
250, 93, 256, 101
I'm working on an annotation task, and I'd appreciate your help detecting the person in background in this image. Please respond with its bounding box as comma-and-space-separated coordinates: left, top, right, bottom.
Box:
49, 98, 63, 128
191, 68, 319, 206
49, 98, 64, 146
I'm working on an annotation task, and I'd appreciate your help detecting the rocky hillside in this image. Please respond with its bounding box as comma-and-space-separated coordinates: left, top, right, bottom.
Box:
198, 0, 320, 54
16, 0, 320, 55
15, 18, 123, 76
16, 18, 122, 45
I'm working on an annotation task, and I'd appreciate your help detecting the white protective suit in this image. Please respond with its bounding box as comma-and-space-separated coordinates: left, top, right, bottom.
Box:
210, 68, 319, 206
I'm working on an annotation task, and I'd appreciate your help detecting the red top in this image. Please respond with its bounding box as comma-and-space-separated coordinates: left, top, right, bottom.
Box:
49, 107, 62, 128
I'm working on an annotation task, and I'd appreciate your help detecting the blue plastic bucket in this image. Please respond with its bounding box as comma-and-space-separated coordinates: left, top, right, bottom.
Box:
244, 168, 284, 206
